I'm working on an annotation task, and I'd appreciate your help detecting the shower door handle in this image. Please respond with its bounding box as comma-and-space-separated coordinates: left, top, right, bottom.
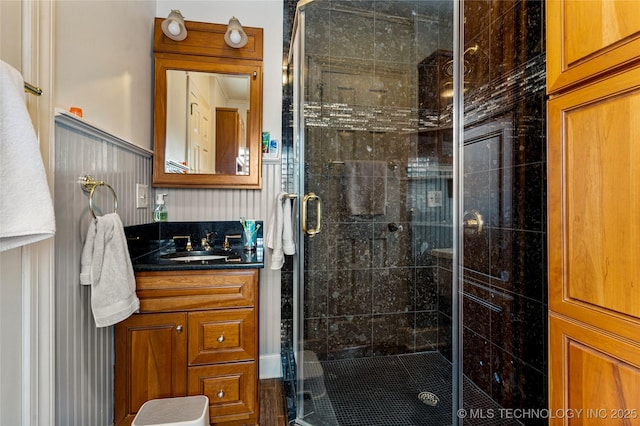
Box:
302, 192, 322, 237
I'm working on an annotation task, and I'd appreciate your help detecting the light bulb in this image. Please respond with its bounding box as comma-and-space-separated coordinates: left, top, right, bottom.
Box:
167, 20, 181, 36
229, 30, 242, 45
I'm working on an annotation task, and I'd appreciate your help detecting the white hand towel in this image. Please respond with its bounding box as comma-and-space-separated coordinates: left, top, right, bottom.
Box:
282, 196, 295, 256
266, 192, 286, 270
0, 60, 55, 252
80, 213, 139, 327
266, 192, 295, 270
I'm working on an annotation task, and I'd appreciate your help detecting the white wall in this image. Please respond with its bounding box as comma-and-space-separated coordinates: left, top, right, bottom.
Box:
56, 0, 156, 149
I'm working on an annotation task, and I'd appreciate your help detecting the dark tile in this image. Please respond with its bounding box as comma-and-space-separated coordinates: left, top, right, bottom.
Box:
336, 222, 374, 269
372, 267, 414, 314
490, 228, 545, 302
438, 313, 453, 361
415, 266, 438, 311
462, 281, 492, 339
415, 311, 439, 352
304, 318, 328, 360
304, 269, 330, 319
372, 313, 415, 355
329, 269, 372, 316
327, 315, 373, 359
491, 345, 547, 418
463, 327, 492, 396
437, 266, 453, 318
372, 221, 413, 268
490, 292, 546, 371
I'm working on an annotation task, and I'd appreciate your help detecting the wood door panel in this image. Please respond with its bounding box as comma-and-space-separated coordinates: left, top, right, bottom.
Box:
548, 66, 640, 340
549, 314, 640, 426
114, 312, 187, 425
547, 0, 640, 93
188, 308, 255, 365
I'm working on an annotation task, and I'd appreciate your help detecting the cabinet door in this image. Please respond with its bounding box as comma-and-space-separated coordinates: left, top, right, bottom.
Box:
548, 65, 640, 341
547, 0, 640, 93
114, 312, 187, 426
549, 314, 640, 425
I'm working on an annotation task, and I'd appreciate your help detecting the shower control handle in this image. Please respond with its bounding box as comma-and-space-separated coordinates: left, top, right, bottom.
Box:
463, 210, 484, 235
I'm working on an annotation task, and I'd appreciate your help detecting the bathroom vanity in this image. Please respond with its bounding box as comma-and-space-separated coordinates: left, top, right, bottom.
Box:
115, 222, 263, 426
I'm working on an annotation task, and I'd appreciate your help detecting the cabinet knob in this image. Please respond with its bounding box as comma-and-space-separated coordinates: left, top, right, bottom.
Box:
217, 390, 225, 399
217, 335, 225, 343
176, 325, 183, 333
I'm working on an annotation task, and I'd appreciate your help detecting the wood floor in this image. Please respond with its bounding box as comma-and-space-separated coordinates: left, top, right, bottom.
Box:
259, 379, 288, 426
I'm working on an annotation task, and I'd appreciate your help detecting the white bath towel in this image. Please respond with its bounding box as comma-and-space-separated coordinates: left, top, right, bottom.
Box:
80, 213, 139, 327
266, 192, 295, 270
0, 60, 55, 252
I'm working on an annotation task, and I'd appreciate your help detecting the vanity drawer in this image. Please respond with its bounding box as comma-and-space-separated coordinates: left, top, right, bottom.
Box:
188, 309, 255, 365
135, 269, 257, 312
188, 362, 257, 424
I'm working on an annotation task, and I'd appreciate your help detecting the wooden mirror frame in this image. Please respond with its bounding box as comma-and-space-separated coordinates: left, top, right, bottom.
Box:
152, 18, 263, 188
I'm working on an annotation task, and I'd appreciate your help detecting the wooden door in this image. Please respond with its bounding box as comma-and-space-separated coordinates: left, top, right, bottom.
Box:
215, 107, 240, 174
114, 312, 187, 426
548, 62, 640, 424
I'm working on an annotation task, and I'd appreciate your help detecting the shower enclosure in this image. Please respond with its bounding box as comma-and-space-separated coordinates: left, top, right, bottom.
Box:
283, 1, 547, 425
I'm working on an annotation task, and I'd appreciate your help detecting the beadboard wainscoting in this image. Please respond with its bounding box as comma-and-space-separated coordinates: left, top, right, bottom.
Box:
156, 161, 286, 379
54, 112, 152, 425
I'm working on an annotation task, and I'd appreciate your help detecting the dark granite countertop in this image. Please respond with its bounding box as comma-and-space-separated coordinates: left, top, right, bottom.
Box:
125, 221, 264, 272
131, 247, 264, 272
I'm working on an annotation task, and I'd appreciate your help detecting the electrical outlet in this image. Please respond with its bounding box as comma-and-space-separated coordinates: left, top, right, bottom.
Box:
136, 184, 149, 209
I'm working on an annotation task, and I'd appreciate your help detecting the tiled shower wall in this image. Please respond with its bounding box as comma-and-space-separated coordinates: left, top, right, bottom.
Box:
54, 113, 152, 425
460, 0, 547, 416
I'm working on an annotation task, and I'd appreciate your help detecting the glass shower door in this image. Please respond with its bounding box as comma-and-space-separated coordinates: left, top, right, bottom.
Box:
291, 1, 457, 425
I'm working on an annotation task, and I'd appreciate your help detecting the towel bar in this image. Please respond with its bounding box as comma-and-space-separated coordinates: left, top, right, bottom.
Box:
326, 159, 398, 170
24, 81, 42, 96
80, 175, 118, 218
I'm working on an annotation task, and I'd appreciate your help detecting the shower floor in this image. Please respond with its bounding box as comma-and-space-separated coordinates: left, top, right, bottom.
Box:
299, 352, 518, 426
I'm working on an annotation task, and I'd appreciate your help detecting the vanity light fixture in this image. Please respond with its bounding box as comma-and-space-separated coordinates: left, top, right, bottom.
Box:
224, 17, 248, 48
161, 10, 187, 41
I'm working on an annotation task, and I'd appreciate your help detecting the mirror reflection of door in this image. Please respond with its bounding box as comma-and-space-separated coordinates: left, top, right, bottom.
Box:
164, 70, 250, 175
187, 75, 213, 173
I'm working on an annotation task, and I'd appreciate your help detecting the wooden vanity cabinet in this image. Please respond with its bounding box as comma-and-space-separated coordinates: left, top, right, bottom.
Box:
114, 269, 260, 426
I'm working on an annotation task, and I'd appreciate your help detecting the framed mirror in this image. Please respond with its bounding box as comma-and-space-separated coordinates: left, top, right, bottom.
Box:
152, 18, 263, 188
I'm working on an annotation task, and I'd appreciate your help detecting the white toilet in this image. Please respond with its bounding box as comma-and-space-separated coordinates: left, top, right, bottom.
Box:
132, 395, 210, 426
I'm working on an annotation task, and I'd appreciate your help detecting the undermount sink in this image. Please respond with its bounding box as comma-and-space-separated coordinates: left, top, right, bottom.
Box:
161, 250, 235, 262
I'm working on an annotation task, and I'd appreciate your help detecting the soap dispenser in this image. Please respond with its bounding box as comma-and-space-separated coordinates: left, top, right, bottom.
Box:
153, 193, 168, 222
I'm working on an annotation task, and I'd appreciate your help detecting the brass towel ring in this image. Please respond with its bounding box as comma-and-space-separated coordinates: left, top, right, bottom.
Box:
80, 175, 118, 219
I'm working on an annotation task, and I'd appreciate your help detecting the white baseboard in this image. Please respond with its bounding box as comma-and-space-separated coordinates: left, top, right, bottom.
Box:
259, 353, 282, 379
